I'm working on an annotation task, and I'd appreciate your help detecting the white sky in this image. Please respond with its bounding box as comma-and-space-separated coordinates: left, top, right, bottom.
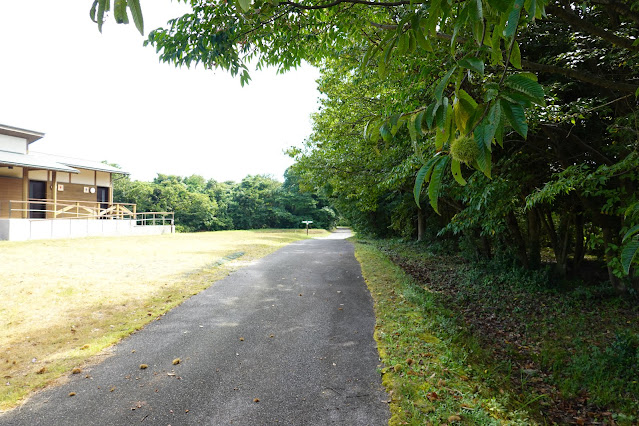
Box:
0, 1, 320, 182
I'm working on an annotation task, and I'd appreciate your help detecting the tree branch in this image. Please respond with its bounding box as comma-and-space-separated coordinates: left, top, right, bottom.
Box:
280, 0, 414, 10
520, 59, 639, 93
590, 0, 639, 27
546, 5, 639, 52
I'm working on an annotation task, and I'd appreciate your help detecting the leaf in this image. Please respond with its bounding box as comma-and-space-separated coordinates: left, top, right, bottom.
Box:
97, 0, 109, 33
454, 89, 478, 133
474, 129, 492, 177
435, 104, 453, 150
414, 23, 433, 52
127, 0, 144, 34
451, 159, 467, 185
623, 224, 639, 242
505, 74, 545, 105
114, 0, 128, 24
434, 67, 457, 104
238, 0, 251, 12
500, 99, 528, 138
408, 114, 418, 142
510, 40, 522, 69
428, 156, 449, 213
458, 57, 484, 76
90, 1, 99, 23
380, 122, 392, 142
621, 237, 639, 275
503, 0, 524, 38
414, 155, 441, 206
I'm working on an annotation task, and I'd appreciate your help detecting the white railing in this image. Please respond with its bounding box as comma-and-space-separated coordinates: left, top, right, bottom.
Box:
1, 199, 173, 227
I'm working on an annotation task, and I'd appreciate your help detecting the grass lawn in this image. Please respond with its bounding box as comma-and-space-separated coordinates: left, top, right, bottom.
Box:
0, 229, 329, 411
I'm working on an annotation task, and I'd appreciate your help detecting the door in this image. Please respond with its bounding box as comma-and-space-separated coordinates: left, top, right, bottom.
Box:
97, 186, 109, 218
29, 180, 47, 219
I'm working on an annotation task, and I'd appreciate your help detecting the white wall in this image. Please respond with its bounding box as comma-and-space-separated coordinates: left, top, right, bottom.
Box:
0, 134, 27, 154
0, 219, 173, 241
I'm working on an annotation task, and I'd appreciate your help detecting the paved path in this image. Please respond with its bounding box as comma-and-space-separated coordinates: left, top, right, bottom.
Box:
1, 229, 389, 425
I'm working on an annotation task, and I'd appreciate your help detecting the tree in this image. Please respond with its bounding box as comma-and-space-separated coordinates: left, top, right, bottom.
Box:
93, 0, 639, 279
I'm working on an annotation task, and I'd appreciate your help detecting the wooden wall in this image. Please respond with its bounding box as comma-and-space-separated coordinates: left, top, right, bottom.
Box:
0, 176, 22, 218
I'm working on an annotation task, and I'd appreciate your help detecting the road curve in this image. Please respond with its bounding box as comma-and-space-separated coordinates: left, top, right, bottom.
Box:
1, 229, 389, 425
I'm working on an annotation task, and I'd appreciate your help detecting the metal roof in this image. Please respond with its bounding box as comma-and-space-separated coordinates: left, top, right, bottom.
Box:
0, 124, 45, 144
31, 152, 129, 175
0, 150, 79, 173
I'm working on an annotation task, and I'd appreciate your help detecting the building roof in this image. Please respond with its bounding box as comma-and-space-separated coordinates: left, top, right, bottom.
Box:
31, 152, 129, 175
0, 124, 45, 144
0, 150, 79, 173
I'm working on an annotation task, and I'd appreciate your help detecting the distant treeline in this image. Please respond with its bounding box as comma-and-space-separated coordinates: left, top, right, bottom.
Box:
113, 169, 337, 232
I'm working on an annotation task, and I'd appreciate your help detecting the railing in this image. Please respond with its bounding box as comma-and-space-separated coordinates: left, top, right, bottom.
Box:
1, 199, 173, 227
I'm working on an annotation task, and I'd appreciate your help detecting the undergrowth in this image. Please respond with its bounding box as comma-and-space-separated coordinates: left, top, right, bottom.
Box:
358, 238, 639, 425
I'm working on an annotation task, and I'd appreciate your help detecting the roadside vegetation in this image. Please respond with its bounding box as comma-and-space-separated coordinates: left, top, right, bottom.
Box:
0, 229, 329, 411
112, 168, 337, 233
356, 239, 638, 425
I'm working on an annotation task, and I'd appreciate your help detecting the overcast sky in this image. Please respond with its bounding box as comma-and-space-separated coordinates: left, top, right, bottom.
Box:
0, 1, 320, 182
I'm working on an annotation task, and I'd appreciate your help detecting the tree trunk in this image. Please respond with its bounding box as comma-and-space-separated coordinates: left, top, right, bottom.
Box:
527, 207, 541, 269
573, 211, 585, 271
417, 208, 424, 242
506, 211, 529, 269
602, 226, 626, 294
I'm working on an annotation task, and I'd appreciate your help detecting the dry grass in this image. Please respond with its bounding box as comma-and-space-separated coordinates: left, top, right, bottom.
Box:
0, 229, 329, 410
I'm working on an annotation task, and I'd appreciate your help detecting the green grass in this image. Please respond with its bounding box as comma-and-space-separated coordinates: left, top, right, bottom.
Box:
357, 238, 639, 425
0, 229, 329, 411
355, 240, 533, 425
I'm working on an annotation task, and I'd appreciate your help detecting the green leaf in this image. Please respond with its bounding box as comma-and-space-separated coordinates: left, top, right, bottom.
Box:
623, 224, 639, 242
435, 104, 453, 150
428, 156, 449, 214
97, 0, 109, 32
408, 114, 418, 142
238, 0, 251, 12
458, 57, 484, 76
505, 74, 545, 105
90, 1, 99, 23
380, 122, 392, 142
414, 155, 441, 206
397, 32, 409, 55
451, 159, 467, 185
509, 40, 522, 69
414, 23, 433, 52
503, 0, 524, 38
434, 67, 457, 104
487, 0, 514, 13
500, 99, 528, 138
621, 237, 639, 275
454, 89, 478, 133
114, 0, 128, 24
128, 0, 144, 34
474, 129, 492, 177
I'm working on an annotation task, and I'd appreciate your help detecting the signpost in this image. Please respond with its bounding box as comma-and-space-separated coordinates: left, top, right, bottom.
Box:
302, 220, 313, 235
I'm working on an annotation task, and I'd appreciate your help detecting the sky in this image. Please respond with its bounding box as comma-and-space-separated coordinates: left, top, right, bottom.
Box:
0, 1, 321, 183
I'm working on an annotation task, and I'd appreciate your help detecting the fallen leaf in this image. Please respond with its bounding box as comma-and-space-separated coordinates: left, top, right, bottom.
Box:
239, 337, 244, 342
68, 392, 76, 397
448, 415, 461, 422
253, 398, 260, 403
172, 358, 180, 365
36, 367, 46, 375
72, 367, 82, 374
140, 364, 148, 370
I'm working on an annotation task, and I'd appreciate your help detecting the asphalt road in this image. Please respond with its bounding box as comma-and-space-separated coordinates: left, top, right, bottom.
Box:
1, 229, 389, 425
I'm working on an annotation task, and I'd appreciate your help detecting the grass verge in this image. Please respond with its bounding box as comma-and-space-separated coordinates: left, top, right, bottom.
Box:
357, 238, 639, 425
0, 229, 329, 411
355, 239, 532, 425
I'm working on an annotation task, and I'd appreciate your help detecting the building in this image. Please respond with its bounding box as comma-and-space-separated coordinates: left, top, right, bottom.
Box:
0, 124, 173, 240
